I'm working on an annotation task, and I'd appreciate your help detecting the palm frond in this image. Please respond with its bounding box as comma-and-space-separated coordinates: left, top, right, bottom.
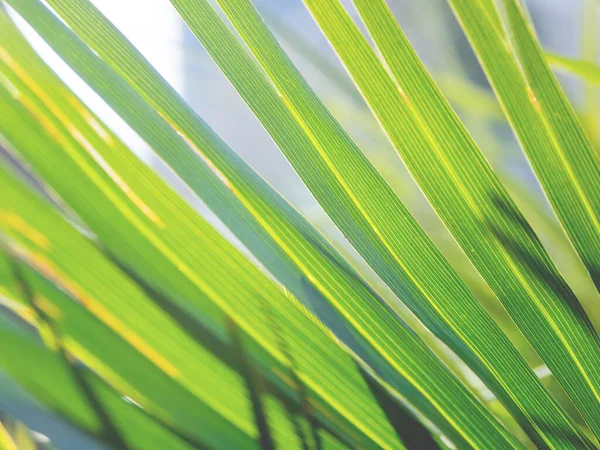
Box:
1, 0, 600, 448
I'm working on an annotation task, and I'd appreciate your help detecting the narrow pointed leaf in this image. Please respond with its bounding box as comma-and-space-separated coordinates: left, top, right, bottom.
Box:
5, 0, 596, 448
0, 100, 395, 449
0, 314, 200, 450
6, 0, 513, 447
0, 165, 258, 449
0, 16, 414, 448
296, 0, 600, 445
447, 0, 600, 439
0, 253, 255, 450
546, 53, 600, 85
161, 0, 590, 447
501, 0, 600, 288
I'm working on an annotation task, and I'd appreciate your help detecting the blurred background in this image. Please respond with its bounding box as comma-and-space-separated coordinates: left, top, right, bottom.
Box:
5, 0, 600, 445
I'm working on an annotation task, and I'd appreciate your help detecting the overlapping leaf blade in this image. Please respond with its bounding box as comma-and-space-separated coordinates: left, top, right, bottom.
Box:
2, 0, 598, 448
0, 12, 459, 448
3, 0, 523, 447
296, 0, 600, 444
5, 0, 389, 379
0, 313, 199, 450
158, 0, 592, 447
0, 88, 394, 449
446, 0, 600, 439
0, 160, 259, 449
0, 248, 256, 450
502, 0, 600, 284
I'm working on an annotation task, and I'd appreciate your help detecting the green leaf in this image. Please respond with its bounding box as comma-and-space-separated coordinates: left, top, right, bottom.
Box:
0, 161, 258, 450
0, 14, 416, 448
0, 253, 256, 450
0, 314, 199, 450
502, 0, 600, 285
0, 103, 393, 449
302, 0, 600, 444
4, 1, 422, 419
448, 0, 600, 439
4, 0, 597, 448
159, 0, 591, 447
4, 0, 516, 447
545, 53, 600, 85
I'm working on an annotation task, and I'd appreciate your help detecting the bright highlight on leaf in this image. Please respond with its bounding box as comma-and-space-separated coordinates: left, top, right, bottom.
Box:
1, 0, 599, 448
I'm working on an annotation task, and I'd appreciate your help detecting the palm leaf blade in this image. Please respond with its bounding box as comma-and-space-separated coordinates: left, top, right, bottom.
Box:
447, 0, 600, 439
166, 0, 594, 446
299, 0, 600, 444
0, 313, 201, 450
0, 14, 436, 448
8, 0, 521, 446
546, 53, 600, 85
1, 0, 598, 448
